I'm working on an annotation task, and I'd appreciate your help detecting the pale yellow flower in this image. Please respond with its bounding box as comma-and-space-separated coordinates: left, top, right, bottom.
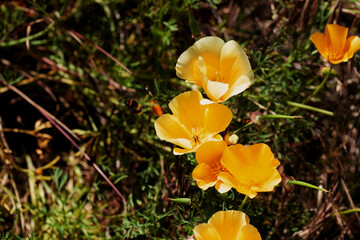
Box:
310, 24, 360, 64
175, 36, 254, 103
154, 91, 232, 155
218, 143, 281, 199
193, 210, 261, 240
192, 141, 233, 193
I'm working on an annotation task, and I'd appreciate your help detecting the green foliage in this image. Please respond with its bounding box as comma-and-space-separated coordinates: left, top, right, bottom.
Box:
1, 0, 359, 239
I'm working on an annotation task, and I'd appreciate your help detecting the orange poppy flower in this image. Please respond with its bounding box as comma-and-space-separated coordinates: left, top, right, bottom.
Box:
310, 24, 360, 64
154, 91, 232, 155
175, 36, 254, 103
192, 141, 233, 193
218, 143, 281, 199
193, 210, 261, 240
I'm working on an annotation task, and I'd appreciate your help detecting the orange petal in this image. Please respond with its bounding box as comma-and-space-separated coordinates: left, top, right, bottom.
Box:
192, 163, 217, 190
195, 141, 227, 164
238, 224, 262, 240
344, 36, 360, 59
310, 32, 328, 59
220, 143, 281, 198
168, 91, 204, 129
193, 223, 221, 240
154, 114, 192, 149
203, 103, 233, 134
325, 24, 348, 54
208, 210, 250, 239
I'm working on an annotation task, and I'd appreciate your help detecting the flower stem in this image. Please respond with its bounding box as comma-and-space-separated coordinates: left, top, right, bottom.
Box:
287, 101, 334, 116
260, 114, 303, 120
286, 180, 329, 193
303, 65, 333, 104
239, 195, 249, 211
337, 208, 360, 216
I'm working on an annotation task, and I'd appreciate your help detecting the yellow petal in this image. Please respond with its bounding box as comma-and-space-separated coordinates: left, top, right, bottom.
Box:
220, 40, 254, 85
208, 210, 250, 239
192, 163, 217, 190
193, 223, 221, 240
325, 24, 348, 54
169, 91, 204, 128
203, 103, 233, 134
195, 141, 227, 164
214, 179, 232, 193
310, 32, 327, 58
344, 35, 360, 59
238, 224, 262, 240
154, 114, 192, 149
221, 75, 253, 101
176, 37, 225, 86
203, 79, 229, 102
220, 144, 281, 198
173, 147, 195, 155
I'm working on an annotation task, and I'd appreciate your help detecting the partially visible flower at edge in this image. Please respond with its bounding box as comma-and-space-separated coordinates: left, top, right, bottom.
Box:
310, 24, 360, 64
154, 91, 232, 155
193, 210, 261, 240
175, 36, 254, 103
192, 141, 233, 193
218, 143, 282, 199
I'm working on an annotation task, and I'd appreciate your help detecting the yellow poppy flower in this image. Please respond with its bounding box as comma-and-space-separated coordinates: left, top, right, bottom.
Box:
193, 210, 261, 240
192, 141, 233, 193
310, 24, 360, 64
154, 91, 232, 155
218, 143, 281, 199
175, 36, 254, 103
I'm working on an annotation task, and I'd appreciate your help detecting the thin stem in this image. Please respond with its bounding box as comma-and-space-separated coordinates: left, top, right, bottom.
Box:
303, 65, 333, 104
287, 101, 334, 116
0, 21, 55, 48
260, 114, 303, 120
287, 180, 329, 193
337, 208, 360, 216
239, 195, 249, 211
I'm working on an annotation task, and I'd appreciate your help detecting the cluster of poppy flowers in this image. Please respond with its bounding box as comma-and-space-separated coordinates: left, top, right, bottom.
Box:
154, 24, 360, 239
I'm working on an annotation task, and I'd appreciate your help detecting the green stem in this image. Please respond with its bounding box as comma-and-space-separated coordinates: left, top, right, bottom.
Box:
0, 21, 55, 48
303, 65, 333, 104
260, 114, 302, 120
337, 208, 360, 215
287, 180, 329, 193
233, 122, 253, 134
287, 101, 334, 116
239, 195, 249, 211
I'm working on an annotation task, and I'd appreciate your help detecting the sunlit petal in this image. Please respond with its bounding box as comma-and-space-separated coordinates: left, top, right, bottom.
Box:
208, 210, 249, 239
310, 32, 328, 59
344, 36, 360, 59
169, 91, 204, 128
154, 114, 192, 149
196, 141, 227, 164
203, 104, 233, 134
193, 224, 221, 240
325, 24, 348, 53
238, 224, 262, 240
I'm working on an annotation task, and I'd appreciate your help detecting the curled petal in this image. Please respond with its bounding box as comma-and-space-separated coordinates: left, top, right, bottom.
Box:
310, 32, 327, 59
344, 36, 360, 59
154, 114, 192, 149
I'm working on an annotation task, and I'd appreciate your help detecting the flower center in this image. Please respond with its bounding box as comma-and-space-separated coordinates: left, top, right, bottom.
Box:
190, 128, 205, 147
